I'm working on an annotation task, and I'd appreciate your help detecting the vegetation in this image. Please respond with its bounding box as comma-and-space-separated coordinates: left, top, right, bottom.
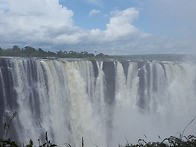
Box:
120, 135, 196, 147
1, 133, 196, 147
0, 133, 58, 147
1, 112, 196, 147
0, 112, 58, 147
0, 45, 108, 59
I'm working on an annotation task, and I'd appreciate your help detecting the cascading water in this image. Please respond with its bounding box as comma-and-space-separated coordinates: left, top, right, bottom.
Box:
0, 56, 196, 147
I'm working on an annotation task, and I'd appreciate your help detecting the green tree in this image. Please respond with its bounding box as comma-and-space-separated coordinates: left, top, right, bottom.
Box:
23, 46, 36, 56
37, 48, 46, 57
12, 45, 20, 51
0, 47, 3, 56
57, 50, 66, 58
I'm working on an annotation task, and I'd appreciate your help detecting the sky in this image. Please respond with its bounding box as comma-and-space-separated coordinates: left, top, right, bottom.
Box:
0, 0, 196, 55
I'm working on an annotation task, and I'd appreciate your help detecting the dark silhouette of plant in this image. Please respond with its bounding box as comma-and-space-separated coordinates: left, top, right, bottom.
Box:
37, 132, 57, 147
82, 137, 84, 147
3, 112, 17, 139
0, 112, 18, 147
1, 111, 196, 147
181, 114, 196, 138
0, 138, 19, 147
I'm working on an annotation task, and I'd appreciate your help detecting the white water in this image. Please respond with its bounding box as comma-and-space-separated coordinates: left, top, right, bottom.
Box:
0, 58, 196, 147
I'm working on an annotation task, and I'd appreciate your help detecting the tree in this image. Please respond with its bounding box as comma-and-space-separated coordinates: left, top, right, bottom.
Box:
47, 51, 57, 57
57, 50, 66, 58
96, 53, 104, 57
38, 48, 46, 57
0, 47, 3, 55
12, 45, 20, 51
23, 46, 36, 56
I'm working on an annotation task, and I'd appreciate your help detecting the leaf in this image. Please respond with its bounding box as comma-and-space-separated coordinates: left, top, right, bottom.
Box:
29, 139, 33, 146
50, 144, 57, 147
45, 132, 48, 141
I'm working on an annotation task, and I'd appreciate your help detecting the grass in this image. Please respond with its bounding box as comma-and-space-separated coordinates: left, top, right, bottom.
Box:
1, 134, 196, 147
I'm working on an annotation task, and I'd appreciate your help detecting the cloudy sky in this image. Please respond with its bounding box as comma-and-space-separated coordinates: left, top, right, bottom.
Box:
0, 0, 196, 55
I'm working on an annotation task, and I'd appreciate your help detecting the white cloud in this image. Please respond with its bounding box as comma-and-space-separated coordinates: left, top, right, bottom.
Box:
103, 8, 140, 41
0, 0, 75, 46
0, 0, 194, 54
88, 9, 101, 17
86, 8, 144, 44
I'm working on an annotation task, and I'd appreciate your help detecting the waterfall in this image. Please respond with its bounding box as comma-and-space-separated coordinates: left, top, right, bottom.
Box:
0, 57, 196, 146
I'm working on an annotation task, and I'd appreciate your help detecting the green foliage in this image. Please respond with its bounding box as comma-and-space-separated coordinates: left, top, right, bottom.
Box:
0, 45, 107, 59
0, 132, 58, 147
1, 107, 195, 147
27, 139, 33, 147
120, 135, 196, 147
0, 138, 19, 147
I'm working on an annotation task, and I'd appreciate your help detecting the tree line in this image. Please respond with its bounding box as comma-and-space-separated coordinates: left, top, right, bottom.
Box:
0, 45, 107, 58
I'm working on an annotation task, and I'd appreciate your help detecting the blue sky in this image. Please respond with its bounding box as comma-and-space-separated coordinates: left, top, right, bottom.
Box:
0, 0, 196, 55
58, 0, 139, 30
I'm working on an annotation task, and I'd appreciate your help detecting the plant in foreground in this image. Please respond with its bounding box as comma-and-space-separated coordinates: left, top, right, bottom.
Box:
119, 134, 196, 147
1, 112, 196, 147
